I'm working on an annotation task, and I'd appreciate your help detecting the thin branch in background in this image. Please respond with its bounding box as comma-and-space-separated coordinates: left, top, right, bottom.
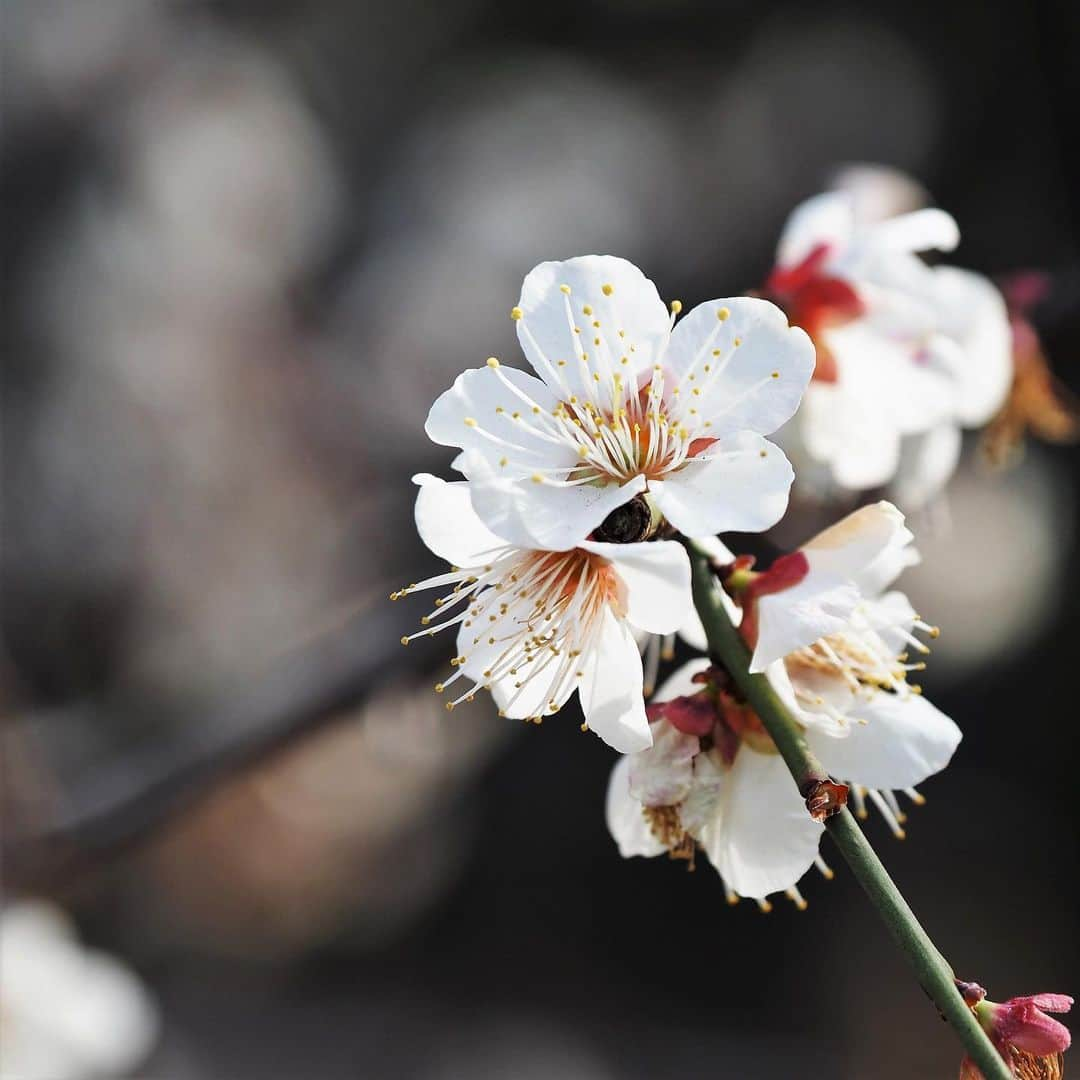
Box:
3, 602, 428, 889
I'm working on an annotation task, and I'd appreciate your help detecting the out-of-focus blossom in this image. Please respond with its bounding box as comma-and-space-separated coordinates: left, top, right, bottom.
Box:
957, 981, 1072, 1079
426, 255, 814, 549
984, 272, 1080, 467
766, 178, 1012, 509
0, 902, 160, 1080
394, 474, 693, 752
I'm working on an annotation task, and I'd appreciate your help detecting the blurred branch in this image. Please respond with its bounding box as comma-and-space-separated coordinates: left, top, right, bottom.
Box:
3, 601, 429, 889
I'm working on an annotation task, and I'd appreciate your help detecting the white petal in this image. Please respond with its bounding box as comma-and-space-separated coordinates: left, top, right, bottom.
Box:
798, 379, 902, 491
693, 533, 736, 564
862, 207, 959, 255
464, 448, 646, 551
891, 424, 962, 511
516, 255, 671, 403
412, 473, 509, 567
803, 500, 914, 595
581, 538, 693, 635
828, 321, 957, 436
653, 657, 712, 702
605, 756, 666, 858
930, 267, 1013, 427
663, 297, 815, 438
807, 691, 961, 790
425, 365, 574, 476
628, 722, 700, 806
775, 191, 854, 268
649, 432, 793, 537
579, 606, 652, 752
698, 748, 823, 900
750, 578, 860, 673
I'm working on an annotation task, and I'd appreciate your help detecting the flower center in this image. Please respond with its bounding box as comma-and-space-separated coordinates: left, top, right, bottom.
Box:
547, 374, 711, 485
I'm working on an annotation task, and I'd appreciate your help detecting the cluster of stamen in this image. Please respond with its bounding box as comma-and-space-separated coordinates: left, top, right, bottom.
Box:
786, 607, 940, 728
393, 546, 623, 722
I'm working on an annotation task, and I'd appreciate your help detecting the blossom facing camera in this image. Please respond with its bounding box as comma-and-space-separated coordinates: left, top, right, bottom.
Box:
426, 254, 815, 550
957, 981, 1073, 1079
765, 177, 1013, 508
394, 474, 694, 752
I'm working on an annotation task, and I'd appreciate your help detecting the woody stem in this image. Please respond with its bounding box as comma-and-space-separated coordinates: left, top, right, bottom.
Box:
688, 542, 1011, 1080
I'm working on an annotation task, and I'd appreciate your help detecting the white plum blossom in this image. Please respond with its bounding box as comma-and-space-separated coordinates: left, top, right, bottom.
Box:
0, 902, 160, 1080
426, 255, 815, 550
767, 186, 1013, 507
394, 474, 695, 752
606, 501, 961, 903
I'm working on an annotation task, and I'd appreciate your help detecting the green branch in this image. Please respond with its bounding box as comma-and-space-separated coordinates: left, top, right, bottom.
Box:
688, 542, 1011, 1080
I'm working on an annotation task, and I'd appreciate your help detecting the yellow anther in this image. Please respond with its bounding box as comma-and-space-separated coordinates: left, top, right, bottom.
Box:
759, 450, 767, 458
510, 306, 523, 320
670, 299, 682, 314
531, 473, 543, 483
400, 636, 410, 646
734, 336, 742, 346
487, 356, 500, 368
582, 304, 593, 316
559, 283, 571, 294
420, 616, 431, 625
434, 682, 445, 692
463, 417, 477, 427
499, 456, 508, 467
717, 307, 730, 321
771, 370, 779, 379
445, 702, 455, 711
602, 283, 614, 295
712, 348, 721, 357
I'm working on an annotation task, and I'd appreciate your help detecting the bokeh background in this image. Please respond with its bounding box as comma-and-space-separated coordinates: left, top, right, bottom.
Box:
2, 1, 1079, 1077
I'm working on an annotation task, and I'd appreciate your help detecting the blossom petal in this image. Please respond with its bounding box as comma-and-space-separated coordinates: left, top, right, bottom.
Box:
807, 691, 961, 790
581, 538, 693, 635
579, 606, 651, 752
425, 365, 574, 477
516, 255, 671, 402
464, 448, 646, 550
412, 474, 508, 567
649, 432, 794, 537
930, 267, 1013, 427
750, 577, 860, 673
860, 207, 959, 255
802, 500, 914, 595
628, 722, 700, 806
776, 191, 854, 268
698, 747, 823, 899
798, 380, 901, 490
750, 502, 914, 671
605, 756, 666, 858
663, 297, 815, 438
891, 423, 962, 510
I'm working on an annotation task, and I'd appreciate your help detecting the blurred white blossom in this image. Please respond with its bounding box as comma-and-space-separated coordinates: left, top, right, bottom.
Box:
0, 902, 159, 1080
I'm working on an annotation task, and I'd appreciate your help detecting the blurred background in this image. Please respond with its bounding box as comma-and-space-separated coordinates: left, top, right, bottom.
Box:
2, 1, 1078, 1076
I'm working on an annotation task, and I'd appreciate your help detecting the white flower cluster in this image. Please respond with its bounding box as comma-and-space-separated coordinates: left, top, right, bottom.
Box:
401, 182, 1008, 907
